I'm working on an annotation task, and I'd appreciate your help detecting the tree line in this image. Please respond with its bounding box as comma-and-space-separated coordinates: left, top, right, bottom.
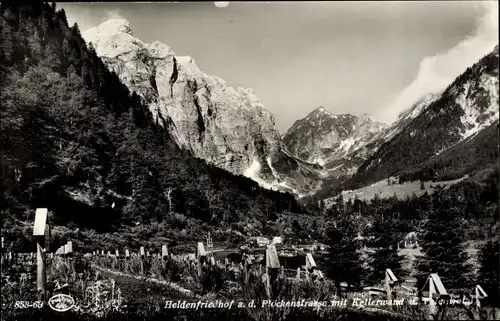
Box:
318, 178, 499, 307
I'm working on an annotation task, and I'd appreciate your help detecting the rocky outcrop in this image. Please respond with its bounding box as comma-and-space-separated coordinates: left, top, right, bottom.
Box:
83, 19, 323, 196
282, 108, 388, 175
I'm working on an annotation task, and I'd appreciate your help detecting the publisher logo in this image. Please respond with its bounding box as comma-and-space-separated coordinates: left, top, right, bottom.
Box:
48, 294, 75, 312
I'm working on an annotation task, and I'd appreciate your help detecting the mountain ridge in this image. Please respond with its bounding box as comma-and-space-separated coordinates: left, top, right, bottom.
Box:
282, 107, 388, 175
350, 44, 499, 187
298, 46, 498, 201
83, 18, 324, 196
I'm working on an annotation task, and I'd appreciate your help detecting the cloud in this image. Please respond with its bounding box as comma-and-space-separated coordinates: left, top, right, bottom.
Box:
214, 2, 230, 8
382, 1, 499, 123
104, 10, 126, 20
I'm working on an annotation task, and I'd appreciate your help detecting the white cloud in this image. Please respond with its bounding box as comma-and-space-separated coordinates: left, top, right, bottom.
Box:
214, 2, 230, 8
104, 10, 126, 20
382, 1, 499, 123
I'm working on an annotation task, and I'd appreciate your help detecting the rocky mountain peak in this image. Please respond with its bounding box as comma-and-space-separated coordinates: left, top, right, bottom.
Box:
282, 109, 388, 169
311, 106, 331, 115
82, 19, 323, 196
99, 18, 132, 35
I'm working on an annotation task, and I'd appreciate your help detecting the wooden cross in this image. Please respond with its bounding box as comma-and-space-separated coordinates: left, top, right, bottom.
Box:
471, 285, 487, 309
385, 268, 398, 300
421, 273, 448, 317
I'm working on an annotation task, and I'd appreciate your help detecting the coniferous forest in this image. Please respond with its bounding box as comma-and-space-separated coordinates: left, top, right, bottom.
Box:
0, 2, 302, 250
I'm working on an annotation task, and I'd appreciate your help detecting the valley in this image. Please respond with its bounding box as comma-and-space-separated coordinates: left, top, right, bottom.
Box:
0, 2, 498, 321
327, 175, 469, 204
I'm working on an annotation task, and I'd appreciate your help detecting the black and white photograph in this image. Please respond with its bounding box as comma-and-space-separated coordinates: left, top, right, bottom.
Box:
0, 1, 499, 320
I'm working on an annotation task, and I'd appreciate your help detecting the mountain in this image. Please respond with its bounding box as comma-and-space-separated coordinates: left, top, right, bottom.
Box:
382, 93, 441, 142
282, 107, 388, 175
0, 3, 303, 242
82, 19, 324, 196
304, 46, 498, 202
351, 45, 499, 186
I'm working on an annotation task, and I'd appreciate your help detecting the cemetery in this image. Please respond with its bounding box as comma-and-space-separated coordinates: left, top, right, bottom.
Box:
1, 208, 497, 321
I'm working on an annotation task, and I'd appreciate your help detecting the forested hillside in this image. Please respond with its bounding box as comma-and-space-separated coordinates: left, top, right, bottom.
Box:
313, 166, 499, 305
0, 3, 302, 249
351, 46, 498, 188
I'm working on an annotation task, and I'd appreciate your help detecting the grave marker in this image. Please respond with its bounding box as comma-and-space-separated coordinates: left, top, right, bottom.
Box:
265, 245, 280, 295
66, 241, 74, 273
139, 246, 145, 274
162, 245, 168, 259
33, 208, 48, 240
207, 232, 213, 252
421, 273, 448, 317
33, 208, 49, 301
265, 245, 280, 268
471, 285, 487, 309
385, 269, 397, 301
66, 241, 73, 254
305, 253, 316, 269
196, 242, 206, 258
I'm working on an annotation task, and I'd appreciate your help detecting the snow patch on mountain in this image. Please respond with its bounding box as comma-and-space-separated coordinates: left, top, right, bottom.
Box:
243, 160, 277, 191
458, 74, 499, 140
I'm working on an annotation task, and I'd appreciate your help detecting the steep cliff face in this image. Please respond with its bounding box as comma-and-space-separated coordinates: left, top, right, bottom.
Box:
83, 19, 323, 196
282, 108, 388, 175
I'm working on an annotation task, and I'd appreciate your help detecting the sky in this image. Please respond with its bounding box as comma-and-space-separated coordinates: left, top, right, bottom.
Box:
60, 1, 498, 133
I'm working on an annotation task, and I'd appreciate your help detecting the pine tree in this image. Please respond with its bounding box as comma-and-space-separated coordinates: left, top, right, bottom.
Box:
324, 207, 364, 295
416, 191, 472, 290
477, 237, 499, 307
368, 217, 403, 284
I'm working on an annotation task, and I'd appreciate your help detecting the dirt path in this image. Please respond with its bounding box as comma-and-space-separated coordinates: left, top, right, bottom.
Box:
92, 265, 201, 298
